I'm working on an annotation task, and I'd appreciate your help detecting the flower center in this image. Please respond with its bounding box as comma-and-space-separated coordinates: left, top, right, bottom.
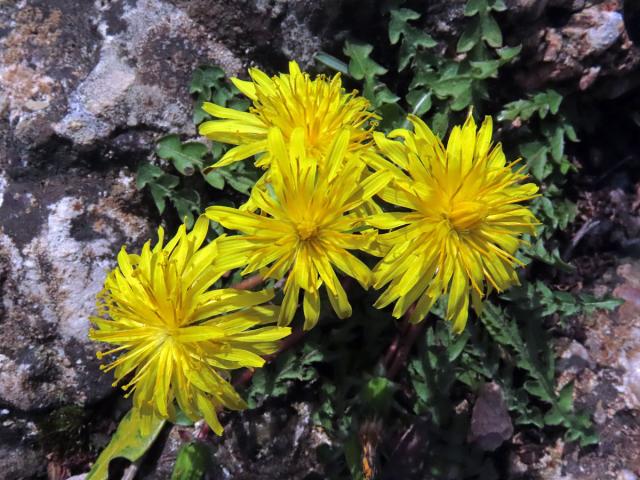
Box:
296, 220, 319, 241
157, 327, 178, 343
447, 201, 487, 233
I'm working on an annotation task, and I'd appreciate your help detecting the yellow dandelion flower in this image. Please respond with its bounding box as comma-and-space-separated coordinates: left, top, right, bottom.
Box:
89, 216, 290, 435
198, 60, 379, 171
206, 127, 391, 330
370, 114, 539, 333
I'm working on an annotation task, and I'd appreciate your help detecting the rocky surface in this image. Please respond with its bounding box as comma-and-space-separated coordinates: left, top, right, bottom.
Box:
0, 0, 346, 477
507, 257, 640, 479
1, 0, 640, 478
0, 175, 149, 411
210, 402, 329, 480
515, 0, 639, 93
469, 382, 514, 452
143, 402, 329, 480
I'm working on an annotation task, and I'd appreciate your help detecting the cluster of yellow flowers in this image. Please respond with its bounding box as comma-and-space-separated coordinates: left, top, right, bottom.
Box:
90, 61, 538, 434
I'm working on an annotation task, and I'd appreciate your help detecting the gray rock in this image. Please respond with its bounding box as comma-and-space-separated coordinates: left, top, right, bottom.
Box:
52, 0, 242, 147
0, 0, 350, 476
0, 413, 45, 480
618, 469, 639, 480
0, 172, 152, 410
570, 7, 624, 55
211, 402, 329, 480
558, 340, 595, 374
469, 382, 514, 451
517, 0, 639, 90
0, 444, 45, 480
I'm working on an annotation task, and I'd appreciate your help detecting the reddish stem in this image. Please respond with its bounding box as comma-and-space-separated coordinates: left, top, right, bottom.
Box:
383, 319, 410, 369
231, 274, 264, 290
386, 321, 426, 379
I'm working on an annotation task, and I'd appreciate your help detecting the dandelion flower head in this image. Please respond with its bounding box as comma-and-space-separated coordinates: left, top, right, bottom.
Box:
206, 127, 391, 330
199, 61, 379, 171
90, 217, 290, 434
370, 114, 539, 332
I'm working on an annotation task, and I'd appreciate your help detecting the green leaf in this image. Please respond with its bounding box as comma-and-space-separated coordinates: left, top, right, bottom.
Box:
457, 16, 481, 52
431, 73, 473, 111
224, 174, 256, 195
156, 135, 208, 176
190, 66, 225, 98
373, 85, 401, 107
577, 431, 599, 447
398, 30, 436, 70
343, 42, 387, 80
491, 0, 507, 11
579, 294, 624, 313
171, 442, 211, 480
362, 77, 377, 105
409, 69, 438, 89
431, 76, 473, 99
406, 90, 432, 116
171, 189, 200, 228
549, 126, 565, 162
432, 111, 450, 137
544, 407, 565, 426
190, 65, 246, 125
497, 45, 522, 62
315, 52, 349, 75
545, 90, 563, 115
564, 123, 579, 142
344, 435, 366, 480
450, 85, 473, 111
523, 381, 551, 403
193, 96, 210, 125
521, 141, 549, 181
480, 13, 503, 47
203, 170, 225, 190
227, 97, 250, 112
87, 410, 165, 480
216, 162, 259, 195
247, 345, 324, 408
448, 329, 470, 361
362, 377, 395, 415
136, 163, 165, 190
147, 173, 180, 214
499, 98, 540, 122
148, 185, 168, 214
465, 0, 489, 16
557, 382, 574, 412
174, 408, 195, 427
389, 9, 436, 70
539, 196, 555, 227
470, 60, 501, 79
389, 8, 421, 44
378, 102, 407, 131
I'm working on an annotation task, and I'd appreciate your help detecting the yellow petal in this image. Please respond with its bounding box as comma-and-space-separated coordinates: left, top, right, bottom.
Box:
196, 393, 224, 435
208, 141, 268, 169
231, 77, 257, 100
278, 279, 300, 326
303, 289, 321, 330
201, 102, 263, 124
